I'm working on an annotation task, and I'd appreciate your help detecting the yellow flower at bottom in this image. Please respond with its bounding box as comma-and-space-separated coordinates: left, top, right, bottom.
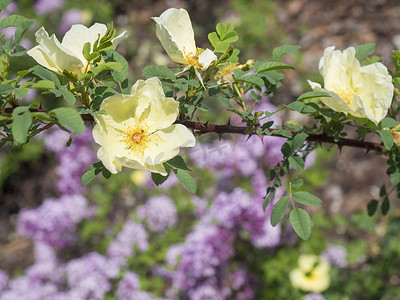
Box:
92, 77, 196, 175
289, 254, 331, 293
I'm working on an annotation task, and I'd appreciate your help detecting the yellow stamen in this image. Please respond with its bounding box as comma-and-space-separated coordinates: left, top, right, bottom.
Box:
119, 122, 151, 158
337, 88, 358, 105
183, 47, 202, 68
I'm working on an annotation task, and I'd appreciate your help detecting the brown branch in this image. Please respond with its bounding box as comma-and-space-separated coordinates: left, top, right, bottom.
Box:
175, 119, 384, 153
1, 108, 384, 153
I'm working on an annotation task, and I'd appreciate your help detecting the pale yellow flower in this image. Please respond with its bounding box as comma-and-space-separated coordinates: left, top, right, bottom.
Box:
387, 125, 400, 145
92, 77, 196, 175
289, 254, 331, 293
308, 46, 393, 125
152, 8, 217, 71
27, 23, 127, 74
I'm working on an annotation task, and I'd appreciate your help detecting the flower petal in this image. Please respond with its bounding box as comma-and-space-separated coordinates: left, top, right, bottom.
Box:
61, 23, 108, 65
152, 8, 196, 64
199, 48, 217, 70
27, 27, 83, 74
143, 124, 195, 166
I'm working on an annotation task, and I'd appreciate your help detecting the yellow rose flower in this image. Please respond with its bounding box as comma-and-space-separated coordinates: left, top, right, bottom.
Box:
308, 46, 393, 125
92, 77, 196, 175
27, 23, 127, 74
152, 8, 217, 72
289, 254, 331, 293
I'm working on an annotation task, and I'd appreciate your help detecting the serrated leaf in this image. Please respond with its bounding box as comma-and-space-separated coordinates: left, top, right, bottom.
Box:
379, 184, 387, 197
208, 32, 220, 49
367, 199, 378, 216
263, 188, 276, 211
292, 133, 308, 151
271, 195, 290, 226
0, 14, 31, 30
356, 43, 376, 61
143, 65, 176, 81
167, 155, 190, 171
59, 86, 76, 105
285, 101, 304, 112
297, 91, 329, 101
390, 171, 400, 185
14, 19, 34, 44
288, 155, 305, 170
104, 49, 129, 83
273, 129, 292, 138
380, 117, 399, 129
289, 208, 311, 240
51, 107, 85, 134
174, 169, 197, 193
291, 178, 304, 188
293, 191, 322, 207
30, 80, 55, 90
378, 129, 394, 150
0, 83, 14, 95
272, 45, 301, 59
381, 196, 390, 215
32, 65, 60, 87
12, 111, 31, 144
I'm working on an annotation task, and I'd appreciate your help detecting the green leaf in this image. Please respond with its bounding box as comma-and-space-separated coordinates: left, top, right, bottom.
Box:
271, 195, 290, 226
293, 191, 322, 207
289, 208, 311, 240
174, 169, 197, 193
104, 49, 129, 82
51, 107, 85, 134
91, 61, 122, 75
0, 0, 12, 10
291, 178, 304, 188
381, 196, 390, 215
59, 86, 76, 105
143, 65, 176, 81
297, 91, 329, 101
0, 14, 31, 30
30, 80, 56, 90
14, 19, 34, 44
367, 199, 378, 216
82, 42, 92, 61
284, 101, 304, 112
292, 133, 308, 151
264, 188, 276, 211
208, 32, 220, 49
288, 155, 304, 170
151, 172, 169, 186
378, 129, 394, 150
81, 169, 98, 186
390, 171, 400, 185
356, 43, 376, 61
256, 61, 295, 73
0, 83, 14, 95
272, 45, 301, 59
380, 117, 399, 129
273, 129, 292, 138
167, 155, 191, 171
32, 65, 60, 87
12, 111, 31, 144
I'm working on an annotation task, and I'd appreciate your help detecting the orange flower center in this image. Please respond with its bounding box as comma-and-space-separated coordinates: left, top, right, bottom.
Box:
120, 123, 151, 157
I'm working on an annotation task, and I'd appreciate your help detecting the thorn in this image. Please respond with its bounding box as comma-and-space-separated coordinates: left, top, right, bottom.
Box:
258, 134, 265, 144
226, 117, 231, 126
246, 134, 252, 142
218, 133, 223, 141
338, 144, 343, 153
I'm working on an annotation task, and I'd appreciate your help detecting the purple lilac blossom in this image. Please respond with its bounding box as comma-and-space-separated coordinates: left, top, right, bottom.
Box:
230, 268, 256, 300
17, 194, 92, 248
0, 277, 57, 300
107, 220, 149, 267
171, 224, 234, 292
305, 293, 326, 300
0, 270, 8, 290
322, 244, 347, 268
116, 271, 141, 300
136, 195, 177, 232
65, 252, 119, 300
44, 126, 96, 195
205, 188, 281, 248
25, 242, 59, 283
59, 9, 85, 34
34, 0, 64, 15
189, 284, 226, 300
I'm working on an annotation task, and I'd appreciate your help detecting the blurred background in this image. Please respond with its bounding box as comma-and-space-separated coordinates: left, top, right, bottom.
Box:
1, 0, 400, 299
